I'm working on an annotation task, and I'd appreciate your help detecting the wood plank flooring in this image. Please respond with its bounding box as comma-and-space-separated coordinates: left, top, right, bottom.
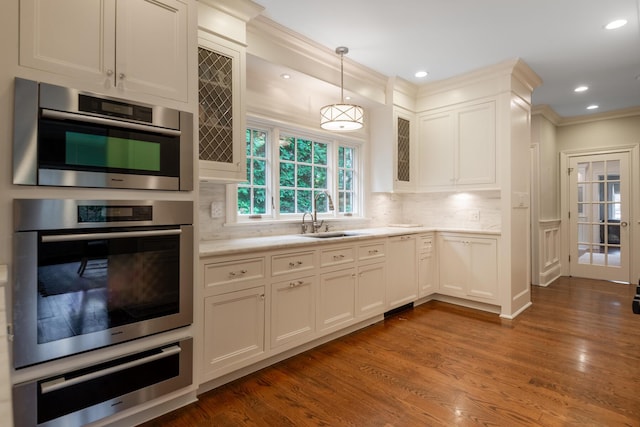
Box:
140, 277, 640, 426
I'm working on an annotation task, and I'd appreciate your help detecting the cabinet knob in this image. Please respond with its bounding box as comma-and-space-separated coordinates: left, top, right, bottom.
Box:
119, 73, 126, 80
106, 69, 114, 76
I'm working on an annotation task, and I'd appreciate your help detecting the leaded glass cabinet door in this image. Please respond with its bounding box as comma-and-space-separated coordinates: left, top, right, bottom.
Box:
198, 34, 246, 182
393, 109, 414, 191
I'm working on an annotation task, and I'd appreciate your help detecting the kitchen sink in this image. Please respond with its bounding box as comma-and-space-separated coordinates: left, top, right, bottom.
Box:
300, 231, 365, 239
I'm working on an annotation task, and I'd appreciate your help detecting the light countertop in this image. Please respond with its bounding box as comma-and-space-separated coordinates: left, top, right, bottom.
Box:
200, 227, 500, 257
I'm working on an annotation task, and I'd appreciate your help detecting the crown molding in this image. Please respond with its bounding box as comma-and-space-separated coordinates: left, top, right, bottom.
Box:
558, 106, 640, 126
197, 0, 263, 22
531, 105, 561, 125
417, 58, 538, 99
533, 104, 640, 127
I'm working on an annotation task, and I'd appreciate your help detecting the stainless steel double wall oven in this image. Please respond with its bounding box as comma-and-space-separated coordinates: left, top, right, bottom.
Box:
10, 78, 196, 426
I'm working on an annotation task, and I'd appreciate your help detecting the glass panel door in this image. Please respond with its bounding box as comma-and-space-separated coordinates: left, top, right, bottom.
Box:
569, 152, 629, 282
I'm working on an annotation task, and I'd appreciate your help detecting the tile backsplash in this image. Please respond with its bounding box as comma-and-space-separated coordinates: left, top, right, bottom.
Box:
198, 182, 500, 241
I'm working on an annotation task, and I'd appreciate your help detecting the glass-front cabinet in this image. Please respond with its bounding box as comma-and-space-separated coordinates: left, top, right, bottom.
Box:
198, 32, 246, 182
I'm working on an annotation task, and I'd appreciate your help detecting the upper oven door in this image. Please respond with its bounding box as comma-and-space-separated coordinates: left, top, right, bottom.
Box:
12, 78, 193, 191
12, 224, 194, 369
38, 110, 181, 189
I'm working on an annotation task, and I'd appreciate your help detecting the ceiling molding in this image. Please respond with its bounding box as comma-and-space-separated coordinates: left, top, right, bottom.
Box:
416, 58, 540, 100
531, 105, 561, 126
197, 0, 263, 22
557, 106, 640, 127
246, 15, 388, 105
533, 104, 640, 127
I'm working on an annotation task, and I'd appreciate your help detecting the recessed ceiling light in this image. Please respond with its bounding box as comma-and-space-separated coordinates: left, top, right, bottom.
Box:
587, 104, 599, 110
605, 19, 627, 30
574, 85, 589, 92
280, 73, 291, 79
414, 70, 428, 78
345, 95, 352, 100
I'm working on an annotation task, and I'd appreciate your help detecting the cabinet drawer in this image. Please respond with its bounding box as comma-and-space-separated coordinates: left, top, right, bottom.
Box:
419, 235, 434, 253
320, 246, 355, 268
272, 251, 315, 277
204, 257, 265, 292
357, 241, 385, 261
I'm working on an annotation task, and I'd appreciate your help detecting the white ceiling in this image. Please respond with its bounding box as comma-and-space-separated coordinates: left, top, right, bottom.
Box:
252, 0, 640, 118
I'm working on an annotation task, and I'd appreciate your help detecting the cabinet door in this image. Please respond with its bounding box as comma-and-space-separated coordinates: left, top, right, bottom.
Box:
386, 235, 418, 309
116, 0, 188, 101
418, 236, 436, 297
198, 34, 246, 182
457, 101, 496, 186
20, 0, 116, 83
270, 276, 316, 349
318, 269, 356, 332
417, 112, 455, 189
357, 262, 386, 317
438, 235, 467, 297
203, 286, 265, 380
467, 238, 498, 301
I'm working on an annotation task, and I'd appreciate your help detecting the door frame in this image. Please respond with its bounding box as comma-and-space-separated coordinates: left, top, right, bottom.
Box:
560, 145, 639, 282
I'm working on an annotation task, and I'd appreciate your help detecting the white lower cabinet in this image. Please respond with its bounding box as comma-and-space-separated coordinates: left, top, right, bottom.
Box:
202, 286, 265, 381
356, 262, 386, 317
386, 235, 418, 309
438, 233, 498, 302
270, 275, 317, 349
418, 234, 436, 297
199, 231, 501, 386
318, 268, 356, 332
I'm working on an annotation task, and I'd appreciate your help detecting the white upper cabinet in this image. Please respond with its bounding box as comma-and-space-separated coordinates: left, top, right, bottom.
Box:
20, 0, 189, 102
417, 100, 497, 191
370, 106, 416, 192
197, 33, 246, 182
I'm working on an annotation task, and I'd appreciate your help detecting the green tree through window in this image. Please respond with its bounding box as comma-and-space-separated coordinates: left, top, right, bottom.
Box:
238, 128, 268, 215
237, 124, 359, 220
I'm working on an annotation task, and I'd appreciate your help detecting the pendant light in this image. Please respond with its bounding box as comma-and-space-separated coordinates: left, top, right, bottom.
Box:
320, 46, 364, 131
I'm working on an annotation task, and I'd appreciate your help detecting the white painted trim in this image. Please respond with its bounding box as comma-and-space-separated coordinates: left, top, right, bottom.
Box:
500, 301, 532, 319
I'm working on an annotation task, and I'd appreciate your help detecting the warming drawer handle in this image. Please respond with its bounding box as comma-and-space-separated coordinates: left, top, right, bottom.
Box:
42, 228, 182, 243
41, 109, 182, 137
40, 345, 182, 394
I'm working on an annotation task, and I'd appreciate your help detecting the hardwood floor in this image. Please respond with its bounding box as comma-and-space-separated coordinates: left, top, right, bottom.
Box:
140, 277, 640, 426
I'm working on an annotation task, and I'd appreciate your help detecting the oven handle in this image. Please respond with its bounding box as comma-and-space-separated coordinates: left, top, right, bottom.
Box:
41, 109, 182, 137
41, 228, 182, 243
40, 345, 182, 394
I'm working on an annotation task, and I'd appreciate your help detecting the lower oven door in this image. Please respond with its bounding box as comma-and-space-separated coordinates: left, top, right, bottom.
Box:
12, 225, 193, 368
12, 337, 193, 427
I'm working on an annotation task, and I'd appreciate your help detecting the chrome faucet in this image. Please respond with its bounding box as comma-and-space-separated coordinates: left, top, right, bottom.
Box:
312, 190, 335, 233
301, 212, 313, 234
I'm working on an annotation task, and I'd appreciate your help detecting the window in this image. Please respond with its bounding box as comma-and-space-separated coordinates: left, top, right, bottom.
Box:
278, 135, 329, 214
234, 123, 362, 222
337, 145, 356, 214
238, 128, 269, 215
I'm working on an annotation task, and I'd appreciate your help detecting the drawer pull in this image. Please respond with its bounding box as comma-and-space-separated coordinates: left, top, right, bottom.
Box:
228, 269, 248, 277
368, 249, 379, 255
289, 280, 304, 287
288, 261, 303, 268
333, 254, 345, 260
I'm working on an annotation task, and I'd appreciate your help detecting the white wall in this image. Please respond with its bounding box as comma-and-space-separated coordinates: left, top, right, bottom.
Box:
557, 115, 640, 152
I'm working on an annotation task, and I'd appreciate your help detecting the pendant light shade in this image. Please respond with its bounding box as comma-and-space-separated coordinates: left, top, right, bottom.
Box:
320, 47, 364, 131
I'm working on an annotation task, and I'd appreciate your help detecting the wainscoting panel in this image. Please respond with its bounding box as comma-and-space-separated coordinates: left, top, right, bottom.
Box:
538, 220, 561, 286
